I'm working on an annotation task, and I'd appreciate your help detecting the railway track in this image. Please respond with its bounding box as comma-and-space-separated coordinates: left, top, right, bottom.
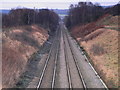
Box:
36, 23, 108, 89
37, 27, 60, 89
63, 25, 108, 89
63, 28, 86, 88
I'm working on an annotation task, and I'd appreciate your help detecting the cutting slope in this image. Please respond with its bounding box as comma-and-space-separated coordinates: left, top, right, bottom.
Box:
71, 15, 119, 88
2, 25, 48, 88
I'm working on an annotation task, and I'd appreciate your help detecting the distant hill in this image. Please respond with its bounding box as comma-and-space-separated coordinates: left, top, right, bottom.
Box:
102, 5, 114, 8
53, 9, 68, 15
0, 10, 10, 14
1, 9, 69, 15
0, 5, 116, 15
104, 4, 120, 15
53, 9, 69, 19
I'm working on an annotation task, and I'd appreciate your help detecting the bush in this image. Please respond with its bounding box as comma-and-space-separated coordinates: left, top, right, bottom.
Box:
90, 43, 105, 55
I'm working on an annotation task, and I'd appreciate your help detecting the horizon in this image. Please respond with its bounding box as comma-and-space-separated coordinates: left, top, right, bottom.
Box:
0, 0, 119, 9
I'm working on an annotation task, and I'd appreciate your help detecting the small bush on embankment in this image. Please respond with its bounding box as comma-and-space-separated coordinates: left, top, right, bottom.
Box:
90, 43, 106, 56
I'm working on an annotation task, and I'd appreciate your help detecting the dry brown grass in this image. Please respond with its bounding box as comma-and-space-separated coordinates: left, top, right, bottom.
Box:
71, 22, 104, 40
81, 29, 118, 88
71, 15, 119, 88
2, 25, 48, 88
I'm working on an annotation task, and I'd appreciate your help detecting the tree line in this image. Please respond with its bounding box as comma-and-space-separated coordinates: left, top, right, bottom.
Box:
2, 8, 60, 32
65, 2, 120, 29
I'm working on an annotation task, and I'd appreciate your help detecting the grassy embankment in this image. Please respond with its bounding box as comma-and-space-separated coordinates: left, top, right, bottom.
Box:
71, 14, 119, 88
2, 25, 48, 88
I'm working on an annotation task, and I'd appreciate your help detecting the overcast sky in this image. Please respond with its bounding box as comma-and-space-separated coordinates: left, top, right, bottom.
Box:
0, 0, 119, 9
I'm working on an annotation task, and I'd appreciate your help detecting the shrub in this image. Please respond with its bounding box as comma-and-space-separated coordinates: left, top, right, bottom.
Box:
90, 43, 105, 55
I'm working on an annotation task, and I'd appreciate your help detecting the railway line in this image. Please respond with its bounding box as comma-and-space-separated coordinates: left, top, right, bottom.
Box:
36, 22, 108, 89
63, 27, 85, 88
37, 27, 60, 88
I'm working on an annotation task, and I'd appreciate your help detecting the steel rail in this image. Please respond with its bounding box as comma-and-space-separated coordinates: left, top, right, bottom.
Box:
65, 30, 87, 89
37, 30, 59, 89
51, 30, 60, 89
62, 29, 73, 89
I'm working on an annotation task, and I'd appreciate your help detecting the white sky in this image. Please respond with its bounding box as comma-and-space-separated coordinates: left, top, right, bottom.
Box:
0, 0, 119, 9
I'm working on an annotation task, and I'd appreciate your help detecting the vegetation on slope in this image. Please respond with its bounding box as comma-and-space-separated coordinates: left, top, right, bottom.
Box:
2, 25, 48, 88
65, 1, 119, 88
2, 8, 60, 88
71, 15, 119, 88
